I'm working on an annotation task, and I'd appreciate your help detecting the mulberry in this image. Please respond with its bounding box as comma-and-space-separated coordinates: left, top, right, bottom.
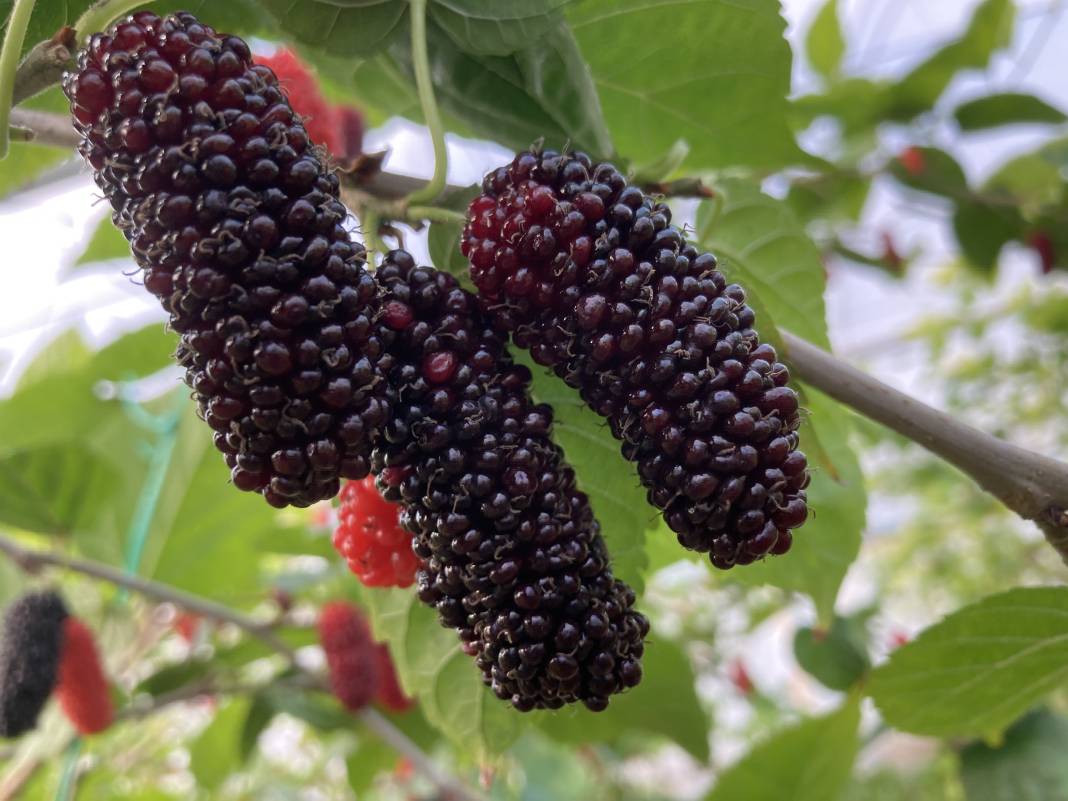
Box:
461, 151, 809, 569
0, 591, 67, 738
55, 618, 114, 735
333, 477, 420, 588
371, 251, 647, 712
65, 12, 388, 507
319, 602, 379, 712
374, 643, 414, 713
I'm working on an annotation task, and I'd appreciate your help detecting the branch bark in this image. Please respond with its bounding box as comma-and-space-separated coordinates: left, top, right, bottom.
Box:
782, 331, 1068, 564
13, 27, 75, 106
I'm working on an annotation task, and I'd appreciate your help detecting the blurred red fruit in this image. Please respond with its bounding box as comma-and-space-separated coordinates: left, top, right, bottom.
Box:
898, 147, 926, 176
1028, 231, 1055, 274
319, 602, 379, 713
55, 618, 113, 735
374, 643, 414, 713
728, 659, 754, 695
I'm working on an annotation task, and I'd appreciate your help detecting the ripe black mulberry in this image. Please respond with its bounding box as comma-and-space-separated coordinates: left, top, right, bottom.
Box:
462, 151, 809, 568
372, 250, 647, 712
0, 591, 68, 737
65, 11, 388, 507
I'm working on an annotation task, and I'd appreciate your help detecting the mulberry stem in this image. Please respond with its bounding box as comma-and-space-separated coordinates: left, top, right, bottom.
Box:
406, 0, 448, 205
782, 331, 1068, 565
0, 0, 38, 159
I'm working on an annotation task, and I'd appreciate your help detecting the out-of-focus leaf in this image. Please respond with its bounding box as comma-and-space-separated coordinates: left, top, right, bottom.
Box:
794, 614, 871, 691
786, 170, 870, 223
954, 92, 1066, 131
240, 694, 275, 762
135, 659, 215, 697
74, 214, 130, 267
869, 586, 1068, 737
733, 387, 865, 624
536, 638, 710, 761
960, 709, 1068, 801
696, 178, 829, 349
262, 687, 353, 731
259, 0, 407, 56
704, 697, 861, 801
189, 697, 250, 789
430, 0, 574, 56
426, 184, 480, 282
807, 0, 844, 81
894, 0, 1015, 116
888, 146, 968, 201
569, 0, 801, 170
952, 200, 1024, 274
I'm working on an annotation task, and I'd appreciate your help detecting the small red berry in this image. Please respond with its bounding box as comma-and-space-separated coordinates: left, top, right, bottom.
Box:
422, 351, 457, 384
727, 659, 754, 696
374, 643, 414, 713
174, 612, 201, 644
333, 478, 420, 588
1028, 231, 1056, 274
55, 618, 114, 735
319, 602, 379, 713
898, 147, 926, 176
382, 299, 414, 330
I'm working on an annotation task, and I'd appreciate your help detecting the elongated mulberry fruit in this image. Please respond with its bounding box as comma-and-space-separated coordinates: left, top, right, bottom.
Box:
371, 251, 647, 712
374, 643, 414, 713
462, 151, 809, 569
319, 602, 379, 712
55, 618, 114, 735
333, 477, 420, 588
0, 591, 67, 738
65, 12, 388, 507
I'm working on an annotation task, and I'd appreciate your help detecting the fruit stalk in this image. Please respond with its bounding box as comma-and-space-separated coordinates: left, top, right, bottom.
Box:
0, 0, 38, 158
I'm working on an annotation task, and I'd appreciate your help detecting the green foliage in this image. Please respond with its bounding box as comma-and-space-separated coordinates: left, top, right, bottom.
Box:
954, 92, 1067, 131
793, 613, 871, 691
74, 215, 130, 268
704, 698, 861, 801
870, 587, 1068, 738
190, 698, 252, 789
960, 709, 1068, 801
806, 0, 844, 81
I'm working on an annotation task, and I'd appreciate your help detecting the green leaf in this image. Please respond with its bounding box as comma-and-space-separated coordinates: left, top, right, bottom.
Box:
262, 687, 353, 731
537, 638, 710, 761
239, 694, 275, 762
888, 146, 968, 202
696, 177, 829, 349
522, 353, 652, 594
894, 0, 1015, 115
733, 388, 865, 624
807, 0, 844, 81
74, 215, 130, 267
357, 585, 520, 756
869, 586, 1068, 738
0, 142, 67, 200
952, 200, 1024, 274
15, 329, 92, 390
190, 697, 250, 789
960, 709, 1068, 801
794, 615, 871, 691
430, 0, 574, 56
955, 92, 1067, 131
259, 0, 407, 56
704, 698, 860, 801
135, 660, 215, 697
569, 0, 801, 170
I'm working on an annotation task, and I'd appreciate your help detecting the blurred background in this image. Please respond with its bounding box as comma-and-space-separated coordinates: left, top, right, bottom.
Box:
1, 0, 1067, 799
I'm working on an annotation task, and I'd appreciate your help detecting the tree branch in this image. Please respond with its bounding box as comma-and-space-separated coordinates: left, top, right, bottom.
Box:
782, 331, 1068, 564
13, 27, 75, 106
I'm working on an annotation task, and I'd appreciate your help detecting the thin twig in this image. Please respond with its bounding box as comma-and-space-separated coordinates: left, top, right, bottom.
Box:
782, 331, 1068, 564
13, 28, 75, 106
8, 107, 78, 148
0, 533, 299, 664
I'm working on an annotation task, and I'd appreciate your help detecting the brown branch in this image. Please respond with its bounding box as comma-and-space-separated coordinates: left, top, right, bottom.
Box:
13, 27, 75, 106
782, 331, 1068, 564
8, 107, 78, 148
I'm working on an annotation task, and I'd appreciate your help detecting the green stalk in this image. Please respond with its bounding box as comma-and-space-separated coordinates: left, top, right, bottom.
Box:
406, 205, 465, 225
74, 0, 146, 40
54, 738, 82, 801
0, 0, 38, 159
406, 0, 448, 205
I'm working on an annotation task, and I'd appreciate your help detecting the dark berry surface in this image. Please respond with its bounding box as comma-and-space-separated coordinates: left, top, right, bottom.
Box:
65, 12, 388, 507
462, 150, 810, 569
371, 251, 647, 712
0, 591, 68, 738
333, 476, 421, 588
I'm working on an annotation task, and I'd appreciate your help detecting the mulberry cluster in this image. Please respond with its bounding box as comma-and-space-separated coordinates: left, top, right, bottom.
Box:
0, 592, 113, 738
0, 592, 67, 737
371, 251, 647, 711
333, 477, 421, 588
319, 602, 380, 712
462, 151, 809, 568
65, 11, 388, 507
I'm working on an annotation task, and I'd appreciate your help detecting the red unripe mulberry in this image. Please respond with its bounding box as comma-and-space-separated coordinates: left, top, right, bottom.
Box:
319, 602, 379, 712
254, 48, 343, 156
374, 643, 413, 713
333, 477, 421, 588
55, 618, 114, 735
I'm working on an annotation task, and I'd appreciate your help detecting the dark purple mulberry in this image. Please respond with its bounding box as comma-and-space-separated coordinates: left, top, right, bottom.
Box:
0, 591, 68, 738
461, 151, 810, 569
64, 12, 388, 507
372, 251, 647, 712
